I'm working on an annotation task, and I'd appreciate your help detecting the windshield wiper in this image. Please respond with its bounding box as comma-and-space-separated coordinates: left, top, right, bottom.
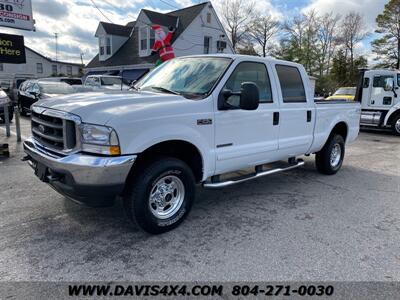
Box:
151, 86, 181, 95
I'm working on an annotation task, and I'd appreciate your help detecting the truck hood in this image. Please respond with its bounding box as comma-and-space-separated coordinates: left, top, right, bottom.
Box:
34, 91, 189, 125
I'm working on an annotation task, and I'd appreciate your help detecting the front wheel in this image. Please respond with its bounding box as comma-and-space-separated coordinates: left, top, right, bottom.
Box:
391, 115, 400, 136
123, 157, 196, 234
315, 134, 345, 175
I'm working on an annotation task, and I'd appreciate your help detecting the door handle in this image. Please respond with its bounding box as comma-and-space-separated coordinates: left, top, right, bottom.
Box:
273, 112, 279, 125
307, 110, 312, 122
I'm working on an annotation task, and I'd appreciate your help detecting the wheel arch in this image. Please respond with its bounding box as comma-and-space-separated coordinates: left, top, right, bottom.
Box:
124, 140, 205, 193
385, 108, 400, 126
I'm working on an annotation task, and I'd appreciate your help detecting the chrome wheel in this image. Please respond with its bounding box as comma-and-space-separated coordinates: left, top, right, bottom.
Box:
395, 118, 400, 134
330, 143, 342, 168
149, 175, 185, 219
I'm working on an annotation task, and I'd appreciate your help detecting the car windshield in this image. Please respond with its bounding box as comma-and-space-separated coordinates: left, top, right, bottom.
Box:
136, 57, 232, 99
334, 88, 356, 96
100, 77, 122, 86
39, 82, 76, 94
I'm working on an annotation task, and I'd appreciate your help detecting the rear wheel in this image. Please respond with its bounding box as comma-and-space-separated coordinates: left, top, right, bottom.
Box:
123, 157, 196, 234
315, 134, 345, 175
391, 115, 400, 136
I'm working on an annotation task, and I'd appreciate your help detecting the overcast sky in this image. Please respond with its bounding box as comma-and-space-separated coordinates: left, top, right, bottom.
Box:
0, 0, 388, 65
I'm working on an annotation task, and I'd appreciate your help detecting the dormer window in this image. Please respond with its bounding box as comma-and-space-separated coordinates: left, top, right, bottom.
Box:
140, 27, 148, 51
106, 37, 111, 55
139, 26, 155, 56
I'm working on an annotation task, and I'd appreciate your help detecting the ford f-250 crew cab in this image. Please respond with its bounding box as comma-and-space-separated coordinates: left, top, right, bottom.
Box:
23, 55, 361, 234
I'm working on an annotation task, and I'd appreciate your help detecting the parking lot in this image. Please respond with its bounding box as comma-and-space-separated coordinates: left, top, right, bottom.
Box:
0, 116, 399, 281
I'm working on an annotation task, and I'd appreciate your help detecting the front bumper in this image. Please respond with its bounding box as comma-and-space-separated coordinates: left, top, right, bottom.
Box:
23, 137, 136, 206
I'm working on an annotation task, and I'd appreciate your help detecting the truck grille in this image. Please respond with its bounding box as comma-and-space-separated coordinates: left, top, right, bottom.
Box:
31, 111, 77, 151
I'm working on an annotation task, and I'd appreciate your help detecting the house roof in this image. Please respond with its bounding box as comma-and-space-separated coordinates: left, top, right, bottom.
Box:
142, 9, 178, 28
86, 28, 158, 69
26, 46, 82, 66
86, 2, 210, 69
99, 21, 133, 37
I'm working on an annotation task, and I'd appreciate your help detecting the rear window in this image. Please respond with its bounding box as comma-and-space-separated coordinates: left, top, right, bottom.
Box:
275, 65, 306, 103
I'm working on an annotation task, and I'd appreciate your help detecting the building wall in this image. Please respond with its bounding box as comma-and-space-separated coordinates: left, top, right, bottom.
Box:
173, 5, 234, 57
0, 48, 81, 78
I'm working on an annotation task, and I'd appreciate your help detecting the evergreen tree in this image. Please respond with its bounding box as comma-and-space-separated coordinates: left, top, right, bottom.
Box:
372, 0, 400, 68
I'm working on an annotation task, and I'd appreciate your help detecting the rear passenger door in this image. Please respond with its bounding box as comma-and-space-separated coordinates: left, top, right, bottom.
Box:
214, 61, 280, 174
274, 64, 314, 154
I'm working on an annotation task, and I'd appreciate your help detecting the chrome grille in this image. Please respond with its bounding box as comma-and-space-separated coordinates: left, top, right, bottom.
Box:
31, 111, 77, 151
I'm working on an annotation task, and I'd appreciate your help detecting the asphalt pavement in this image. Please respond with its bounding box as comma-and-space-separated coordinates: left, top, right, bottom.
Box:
0, 117, 399, 281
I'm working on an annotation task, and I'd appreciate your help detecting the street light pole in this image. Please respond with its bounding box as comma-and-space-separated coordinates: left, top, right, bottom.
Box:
54, 33, 58, 62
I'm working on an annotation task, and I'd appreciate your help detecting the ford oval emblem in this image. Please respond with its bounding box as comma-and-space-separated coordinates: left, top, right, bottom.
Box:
38, 124, 45, 133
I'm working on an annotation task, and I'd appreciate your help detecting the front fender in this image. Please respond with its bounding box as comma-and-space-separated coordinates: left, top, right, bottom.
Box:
383, 103, 400, 126
120, 123, 214, 181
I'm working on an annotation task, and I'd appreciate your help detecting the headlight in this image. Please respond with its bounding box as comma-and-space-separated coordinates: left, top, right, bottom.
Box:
80, 123, 121, 155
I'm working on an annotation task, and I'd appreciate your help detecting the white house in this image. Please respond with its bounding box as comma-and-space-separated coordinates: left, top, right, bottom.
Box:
0, 46, 82, 78
85, 2, 234, 81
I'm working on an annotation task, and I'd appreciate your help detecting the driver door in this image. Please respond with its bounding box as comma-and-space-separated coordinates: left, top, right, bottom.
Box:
369, 75, 396, 108
214, 61, 279, 175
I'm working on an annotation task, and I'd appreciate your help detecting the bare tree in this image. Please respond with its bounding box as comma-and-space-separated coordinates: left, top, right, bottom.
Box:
221, 0, 255, 50
248, 14, 280, 57
317, 12, 341, 76
340, 12, 368, 77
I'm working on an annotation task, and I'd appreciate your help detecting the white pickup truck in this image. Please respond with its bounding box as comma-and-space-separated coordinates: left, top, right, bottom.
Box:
23, 55, 360, 233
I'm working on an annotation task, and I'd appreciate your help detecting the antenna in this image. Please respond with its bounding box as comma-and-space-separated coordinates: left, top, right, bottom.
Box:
54, 33, 58, 62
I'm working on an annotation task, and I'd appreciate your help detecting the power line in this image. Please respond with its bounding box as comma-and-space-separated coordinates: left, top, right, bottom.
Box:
158, 0, 180, 10
89, 0, 114, 23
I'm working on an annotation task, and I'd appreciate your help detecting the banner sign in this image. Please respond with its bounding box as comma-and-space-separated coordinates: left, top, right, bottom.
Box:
0, 0, 34, 31
0, 32, 26, 63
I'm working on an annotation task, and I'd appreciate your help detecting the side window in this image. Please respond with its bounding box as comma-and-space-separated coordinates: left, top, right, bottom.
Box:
223, 62, 273, 106
275, 65, 306, 103
363, 77, 370, 88
373, 75, 393, 88
93, 77, 100, 86
372, 75, 393, 97
85, 77, 95, 86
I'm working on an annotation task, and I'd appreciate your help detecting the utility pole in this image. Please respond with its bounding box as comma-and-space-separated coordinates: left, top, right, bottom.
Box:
54, 33, 58, 62
80, 53, 84, 65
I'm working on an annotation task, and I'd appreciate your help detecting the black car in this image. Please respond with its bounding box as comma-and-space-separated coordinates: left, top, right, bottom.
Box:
18, 80, 76, 116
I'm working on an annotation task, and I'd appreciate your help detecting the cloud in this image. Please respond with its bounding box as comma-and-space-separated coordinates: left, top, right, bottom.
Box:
32, 0, 67, 19
303, 0, 387, 31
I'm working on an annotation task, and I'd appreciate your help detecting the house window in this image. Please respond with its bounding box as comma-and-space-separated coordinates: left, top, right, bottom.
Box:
140, 27, 148, 51
67, 65, 72, 76
0, 63, 3, 72
150, 29, 155, 49
106, 37, 111, 55
206, 12, 212, 23
99, 37, 105, 55
52, 65, 57, 75
37, 63, 43, 74
204, 36, 211, 54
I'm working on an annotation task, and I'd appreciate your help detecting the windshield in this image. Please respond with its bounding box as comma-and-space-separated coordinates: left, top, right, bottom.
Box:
39, 82, 76, 94
101, 77, 122, 86
334, 87, 356, 96
136, 57, 232, 98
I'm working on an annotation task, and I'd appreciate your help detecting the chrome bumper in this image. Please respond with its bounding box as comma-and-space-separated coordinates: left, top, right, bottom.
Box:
23, 137, 136, 205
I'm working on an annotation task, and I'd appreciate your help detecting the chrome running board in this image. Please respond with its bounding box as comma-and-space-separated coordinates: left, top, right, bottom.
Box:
203, 159, 305, 189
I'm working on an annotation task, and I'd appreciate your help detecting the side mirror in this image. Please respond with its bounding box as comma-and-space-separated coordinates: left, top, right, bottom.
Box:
239, 82, 259, 110
219, 82, 260, 110
384, 78, 394, 92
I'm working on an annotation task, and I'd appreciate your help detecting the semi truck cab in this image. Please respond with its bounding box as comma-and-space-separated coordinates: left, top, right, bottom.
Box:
359, 69, 400, 135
